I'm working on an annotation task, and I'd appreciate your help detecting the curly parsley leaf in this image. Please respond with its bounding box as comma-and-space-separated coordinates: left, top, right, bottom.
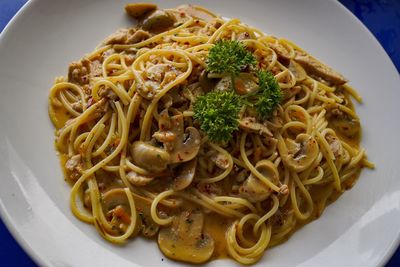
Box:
206, 40, 256, 77
193, 91, 242, 142
251, 70, 282, 118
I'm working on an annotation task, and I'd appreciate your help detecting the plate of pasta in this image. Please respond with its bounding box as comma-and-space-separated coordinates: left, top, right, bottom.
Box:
0, 0, 399, 267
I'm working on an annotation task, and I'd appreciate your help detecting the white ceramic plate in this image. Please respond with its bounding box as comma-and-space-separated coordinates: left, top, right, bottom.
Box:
0, 0, 399, 266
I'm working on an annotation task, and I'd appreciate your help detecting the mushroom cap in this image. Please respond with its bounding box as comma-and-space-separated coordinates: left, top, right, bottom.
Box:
172, 158, 197, 191
199, 70, 217, 92
134, 196, 160, 238
330, 116, 360, 138
239, 160, 280, 202
169, 126, 201, 163
102, 188, 130, 212
234, 73, 259, 95
141, 10, 176, 33
125, 3, 157, 19
130, 141, 170, 173
327, 108, 360, 138
282, 134, 319, 172
158, 210, 214, 263
101, 188, 141, 236
288, 60, 307, 82
154, 111, 201, 164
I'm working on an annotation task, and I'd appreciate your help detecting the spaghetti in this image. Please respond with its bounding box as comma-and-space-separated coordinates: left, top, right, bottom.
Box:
48, 4, 373, 264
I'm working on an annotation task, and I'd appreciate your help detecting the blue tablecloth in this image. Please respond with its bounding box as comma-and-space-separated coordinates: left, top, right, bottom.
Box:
0, 0, 399, 266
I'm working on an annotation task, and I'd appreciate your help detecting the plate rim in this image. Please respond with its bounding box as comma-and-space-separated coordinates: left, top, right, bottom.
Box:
0, 0, 399, 266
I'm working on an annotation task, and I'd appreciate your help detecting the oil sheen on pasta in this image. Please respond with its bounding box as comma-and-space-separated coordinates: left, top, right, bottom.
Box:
48, 4, 373, 264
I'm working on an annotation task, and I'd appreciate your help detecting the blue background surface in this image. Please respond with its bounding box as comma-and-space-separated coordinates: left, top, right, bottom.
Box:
0, 0, 399, 266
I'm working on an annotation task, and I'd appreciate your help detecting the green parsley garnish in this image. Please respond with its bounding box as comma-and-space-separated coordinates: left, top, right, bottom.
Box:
207, 40, 256, 77
193, 41, 282, 142
246, 70, 282, 118
193, 91, 242, 142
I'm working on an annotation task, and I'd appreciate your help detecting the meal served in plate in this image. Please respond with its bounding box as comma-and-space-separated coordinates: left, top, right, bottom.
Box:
48, 3, 374, 264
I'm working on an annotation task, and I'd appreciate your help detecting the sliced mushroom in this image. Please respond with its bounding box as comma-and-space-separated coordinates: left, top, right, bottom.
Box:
142, 10, 176, 33
199, 70, 217, 92
294, 54, 347, 85
279, 134, 319, 172
158, 210, 214, 263
170, 126, 201, 163
268, 41, 292, 64
153, 112, 201, 164
239, 160, 280, 202
239, 117, 273, 137
126, 171, 154, 186
172, 158, 197, 191
135, 197, 159, 237
332, 118, 360, 138
102, 189, 129, 211
327, 108, 360, 138
102, 188, 140, 236
125, 3, 157, 19
288, 60, 307, 82
213, 74, 258, 95
177, 5, 216, 22
234, 73, 258, 95
130, 141, 170, 173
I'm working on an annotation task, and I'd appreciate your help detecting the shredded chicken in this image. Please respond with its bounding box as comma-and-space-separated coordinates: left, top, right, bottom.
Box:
126, 171, 154, 186
68, 61, 89, 85
239, 117, 273, 137
211, 153, 229, 169
104, 28, 151, 45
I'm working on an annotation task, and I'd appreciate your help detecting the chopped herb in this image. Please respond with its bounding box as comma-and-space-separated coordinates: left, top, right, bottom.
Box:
195, 44, 281, 142
193, 91, 242, 142
245, 70, 282, 118
207, 40, 256, 77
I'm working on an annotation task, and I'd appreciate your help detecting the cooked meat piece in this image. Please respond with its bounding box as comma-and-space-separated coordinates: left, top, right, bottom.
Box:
268, 41, 291, 64
239, 117, 273, 137
89, 60, 102, 77
125, 3, 157, 19
327, 108, 360, 138
211, 153, 229, 169
104, 28, 151, 45
126, 171, 154, 186
126, 29, 151, 44
237, 32, 251, 40
177, 5, 216, 22
65, 154, 81, 171
68, 61, 89, 85
294, 54, 348, 85
104, 29, 128, 45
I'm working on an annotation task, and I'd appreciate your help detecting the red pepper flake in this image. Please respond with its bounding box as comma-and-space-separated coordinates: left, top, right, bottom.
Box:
86, 97, 95, 108
113, 138, 121, 147
177, 153, 183, 161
